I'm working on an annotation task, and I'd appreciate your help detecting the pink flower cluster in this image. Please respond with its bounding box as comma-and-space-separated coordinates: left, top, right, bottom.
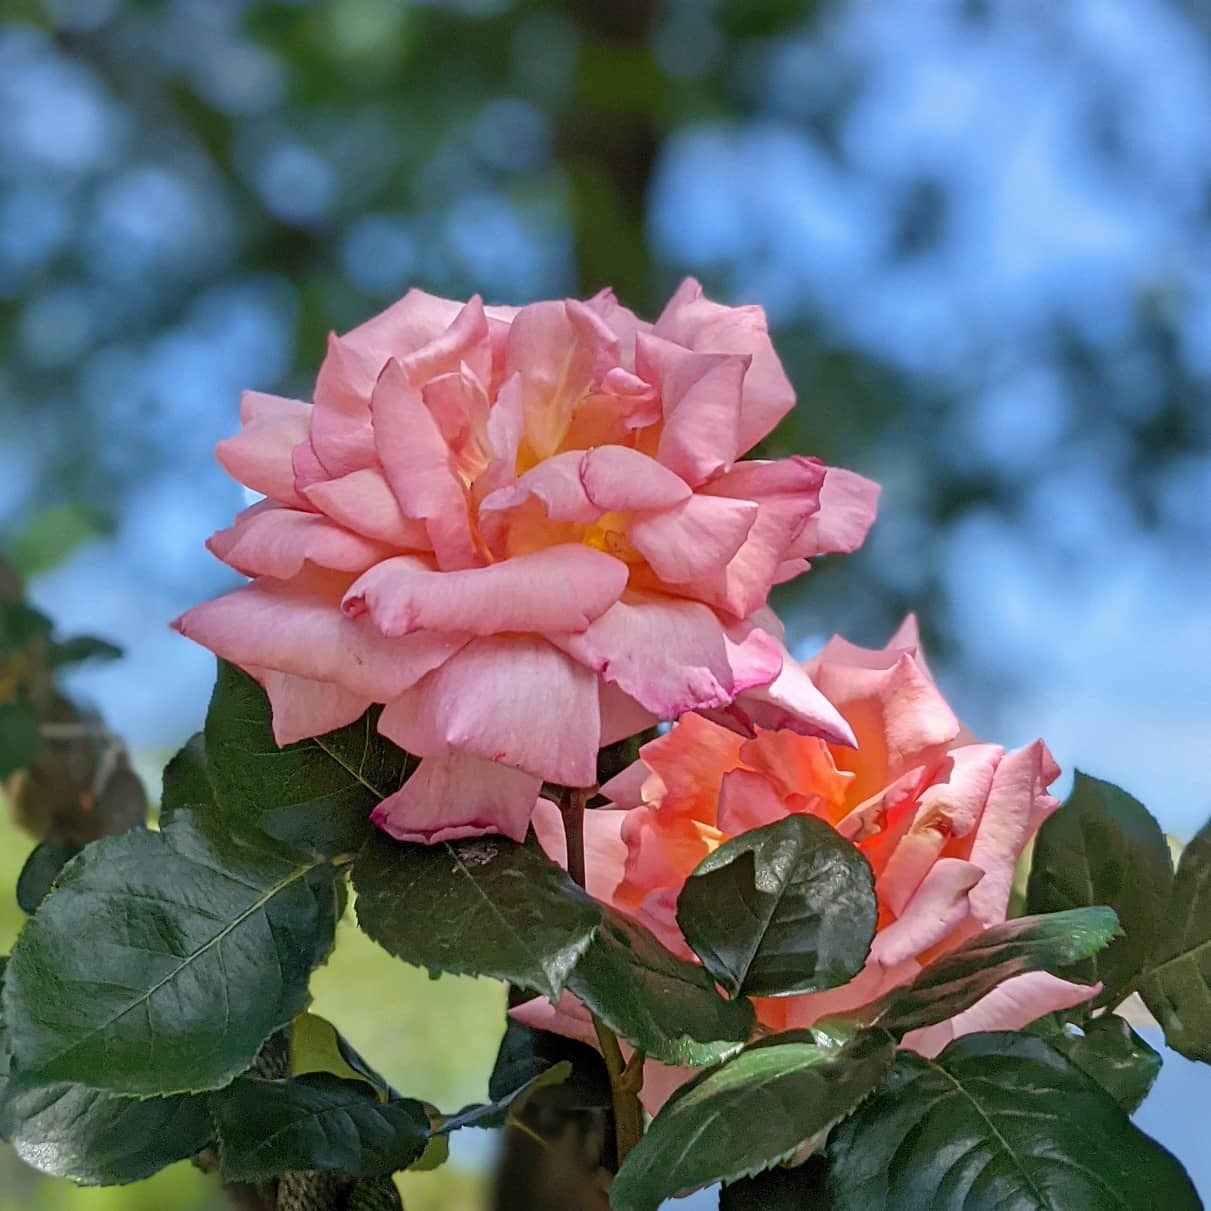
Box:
176, 280, 876, 841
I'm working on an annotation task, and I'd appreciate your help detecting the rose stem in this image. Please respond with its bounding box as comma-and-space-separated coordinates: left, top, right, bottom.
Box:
559, 784, 645, 1165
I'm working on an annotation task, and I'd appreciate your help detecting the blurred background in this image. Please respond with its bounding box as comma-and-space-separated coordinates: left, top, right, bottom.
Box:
0, 0, 1208, 1205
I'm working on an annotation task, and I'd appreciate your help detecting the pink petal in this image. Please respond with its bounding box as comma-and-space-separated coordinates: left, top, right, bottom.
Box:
422, 367, 492, 478
341, 287, 466, 373
557, 595, 741, 717
310, 402, 379, 479
790, 467, 880, 558
510, 990, 598, 1049
579, 445, 692, 512
635, 333, 747, 485
902, 972, 1100, 1059
599, 681, 658, 746
291, 439, 329, 494
628, 494, 758, 583
876, 745, 1003, 915
398, 295, 492, 388
478, 450, 600, 524
715, 767, 790, 834
964, 739, 1061, 927
378, 636, 601, 785
207, 504, 394, 579
314, 331, 381, 414
216, 397, 312, 508
714, 632, 855, 747
600, 760, 651, 811
371, 751, 541, 844
342, 545, 627, 637
583, 285, 652, 367
531, 796, 630, 904
688, 458, 826, 617
371, 358, 480, 570
868, 859, 983, 967
302, 467, 431, 548
249, 667, 372, 746
653, 277, 795, 454
173, 570, 470, 701
505, 299, 619, 459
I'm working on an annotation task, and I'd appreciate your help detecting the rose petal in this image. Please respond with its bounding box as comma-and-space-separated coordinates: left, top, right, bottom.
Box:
868, 858, 983, 968
207, 504, 395, 579
790, 466, 880, 558
302, 468, 431, 548
579, 445, 692, 512
531, 797, 629, 904
628, 495, 758, 584
342, 544, 627, 637
249, 667, 372, 746
371, 751, 541, 843
378, 636, 601, 785
216, 397, 312, 507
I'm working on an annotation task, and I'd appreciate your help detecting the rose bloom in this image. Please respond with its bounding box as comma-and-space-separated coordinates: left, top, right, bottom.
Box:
519, 619, 1096, 1108
174, 280, 877, 841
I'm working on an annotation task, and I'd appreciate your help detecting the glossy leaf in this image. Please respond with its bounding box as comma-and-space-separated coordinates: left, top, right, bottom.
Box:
610, 1030, 894, 1211
3, 810, 339, 1094
0, 1081, 213, 1186
827, 1032, 1200, 1210
0, 700, 39, 778
354, 830, 600, 1000
47, 635, 122, 667
205, 660, 412, 858
437, 1060, 571, 1133
15, 840, 82, 914
1026, 772, 1172, 1007
1033, 1014, 1161, 1113
872, 907, 1118, 1036
719, 1157, 833, 1210
676, 815, 877, 999
568, 908, 755, 1066
212, 1072, 429, 1181
1138, 816, 1211, 1062
291, 1012, 392, 1099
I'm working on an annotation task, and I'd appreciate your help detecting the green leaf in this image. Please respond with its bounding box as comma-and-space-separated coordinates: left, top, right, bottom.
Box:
0, 957, 212, 1186
437, 1060, 572, 1133
353, 830, 600, 1001
211, 1073, 429, 1181
719, 1157, 833, 1210
1138, 816, 1211, 1061
610, 1030, 894, 1211
872, 907, 1119, 1036
0, 601, 53, 653
1026, 772, 1173, 1007
15, 840, 82, 913
158, 733, 213, 825
0, 699, 39, 778
205, 660, 413, 859
291, 1012, 392, 1099
2, 810, 339, 1094
0, 1081, 213, 1186
1032, 1014, 1161, 1113
47, 635, 122, 667
676, 815, 877, 999
827, 1032, 1200, 1210
568, 907, 755, 1066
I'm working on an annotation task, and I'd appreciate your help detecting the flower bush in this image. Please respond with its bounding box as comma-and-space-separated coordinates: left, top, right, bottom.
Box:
0, 283, 1206, 1211
174, 280, 876, 841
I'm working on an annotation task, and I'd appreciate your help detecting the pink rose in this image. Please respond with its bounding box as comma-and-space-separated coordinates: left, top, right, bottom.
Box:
174, 280, 878, 842
518, 618, 1095, 1108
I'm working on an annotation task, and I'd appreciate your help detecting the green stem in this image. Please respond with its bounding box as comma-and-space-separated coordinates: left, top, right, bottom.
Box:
558, 784, 645, 1166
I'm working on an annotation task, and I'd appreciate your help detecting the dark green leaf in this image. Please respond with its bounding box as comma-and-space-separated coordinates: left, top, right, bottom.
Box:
610, 1030, 894, 1211
212, 1072, 429, 1181
205, 660, 413, 859
353, 830, 600, 1001
676, 815, 877, 999
437, 1060, 571, 1133
2, 810, 339, 1094
720, 1156, 833, 1210
0, 1081, 213, 1186
158, 733, 213, 825
291, 1012, 393, 1099
827, 1032, 1200, 1210
568, 908, 755, 1066
0, 601, 52, 652
0, 699, 39, 778
1138, 816, 1211, 1062
1033, 1014, 1161, 1113
47, 635, 122, 667
872, 907, 1119, 1036
1026, 772, 1173, 1007
15, 840, 82, 914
